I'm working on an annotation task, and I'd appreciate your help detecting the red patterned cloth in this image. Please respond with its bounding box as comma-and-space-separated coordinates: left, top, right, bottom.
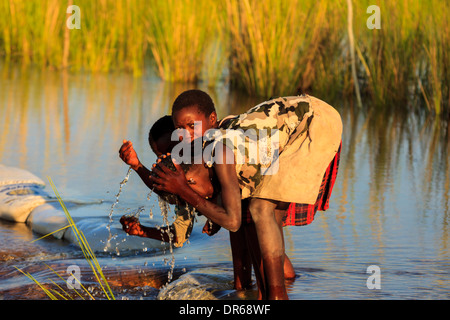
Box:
242, 142, 341, 226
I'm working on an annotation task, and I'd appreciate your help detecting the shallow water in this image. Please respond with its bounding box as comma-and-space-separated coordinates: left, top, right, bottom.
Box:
0, 66, 449, 300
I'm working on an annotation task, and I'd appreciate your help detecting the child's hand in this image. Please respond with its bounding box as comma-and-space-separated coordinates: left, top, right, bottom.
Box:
120, 215, 144, 237
202, 219, 221, 236
119, 140, 140, 170
150, 159, 188, 195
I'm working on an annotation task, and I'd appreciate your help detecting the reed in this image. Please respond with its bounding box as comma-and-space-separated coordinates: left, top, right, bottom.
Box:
352, 0, 449, 115
48, 177, 115, 299
420, 1, 449, 116
0, 0, 148, 74
224, 0, 307, 97
66, 0, 148, 75
0, 0, 64, 67
143, 0, 223, 83
0, 0, 448, 115
15, 178, 116, 300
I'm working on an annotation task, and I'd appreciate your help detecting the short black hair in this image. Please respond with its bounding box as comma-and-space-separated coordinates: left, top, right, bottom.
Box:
148, 115, 175, 146
171, 89, 216, 117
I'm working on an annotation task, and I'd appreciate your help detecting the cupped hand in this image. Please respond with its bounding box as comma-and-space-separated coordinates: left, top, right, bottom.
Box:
150, 159, 189, 195
202, 219, 222, 236
120, 215, 144, 236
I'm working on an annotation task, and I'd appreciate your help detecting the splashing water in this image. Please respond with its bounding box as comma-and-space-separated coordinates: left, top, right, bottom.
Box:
157, 196, 177, 283
102, 168, 182, 284
147, 190, 154, 219
104, 167, 132, 252
124, 206, 145, 220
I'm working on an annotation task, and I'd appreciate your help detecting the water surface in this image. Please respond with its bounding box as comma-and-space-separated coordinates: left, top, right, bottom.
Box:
0, 67, 448, 300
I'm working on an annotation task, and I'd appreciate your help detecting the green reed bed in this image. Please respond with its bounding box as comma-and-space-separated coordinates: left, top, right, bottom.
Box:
144, 0, 224, 83
352, 0, 449, 114
227, 0, 353, 100
224, 0, 308, 97
0, 0, 448, 115
0, 0, 65, 67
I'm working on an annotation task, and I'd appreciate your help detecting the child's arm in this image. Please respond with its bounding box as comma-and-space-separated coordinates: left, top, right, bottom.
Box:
119, 141, 179, 204
120, 205, 195, 247
119, 140, 177, 198
120, 216, 175, 243
118, 140, 155, 190
202, 220, 221, 236
150, 144, 242, 232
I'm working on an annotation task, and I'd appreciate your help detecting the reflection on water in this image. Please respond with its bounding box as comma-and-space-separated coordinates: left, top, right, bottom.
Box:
0, 66, 448, 299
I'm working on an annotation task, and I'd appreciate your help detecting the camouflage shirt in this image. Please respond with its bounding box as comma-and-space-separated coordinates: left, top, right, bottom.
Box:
204, 95, 314, 199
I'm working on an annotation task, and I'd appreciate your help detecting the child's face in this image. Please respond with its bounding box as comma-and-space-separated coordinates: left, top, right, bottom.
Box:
172, 106, 217, 142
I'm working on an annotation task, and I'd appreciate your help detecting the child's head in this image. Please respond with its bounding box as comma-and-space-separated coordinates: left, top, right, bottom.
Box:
152, 153, 215, 204
171, 90, 218, 142
148, 115, 178, 156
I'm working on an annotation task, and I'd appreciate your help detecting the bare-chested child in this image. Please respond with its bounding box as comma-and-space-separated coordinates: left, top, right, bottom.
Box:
119, 116, 196, 247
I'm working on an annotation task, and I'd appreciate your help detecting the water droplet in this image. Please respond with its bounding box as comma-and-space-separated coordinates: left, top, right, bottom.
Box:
104, 168, 132, 252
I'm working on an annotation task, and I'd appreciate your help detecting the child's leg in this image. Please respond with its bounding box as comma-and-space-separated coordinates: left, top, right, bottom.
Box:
244, 222, 265, 299
274, 209, 296, 279
244, 206, 295, 299
244, 224, 294, 299
229, 227, 253, 290
283, 254, 296, 280
249, 198, 289, 300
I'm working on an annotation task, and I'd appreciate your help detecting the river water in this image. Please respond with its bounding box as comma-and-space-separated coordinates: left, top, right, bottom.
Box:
0, 67, 448, 300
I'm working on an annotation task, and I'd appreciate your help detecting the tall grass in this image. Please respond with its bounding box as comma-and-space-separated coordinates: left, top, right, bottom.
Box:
224, 0, 303, 97
352, 0, 449, 114
0, 0, 448, 115
0, 0, 65, 67
0, 0, 149, 75
15, 178, 116, 300
224, 0, 350, 99
144, 0, 225, 83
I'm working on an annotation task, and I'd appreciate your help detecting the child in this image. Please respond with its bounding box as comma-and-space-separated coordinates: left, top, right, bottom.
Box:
119, 116, 196, 247
151, 90, 342, 299
147, 115, 179, 157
